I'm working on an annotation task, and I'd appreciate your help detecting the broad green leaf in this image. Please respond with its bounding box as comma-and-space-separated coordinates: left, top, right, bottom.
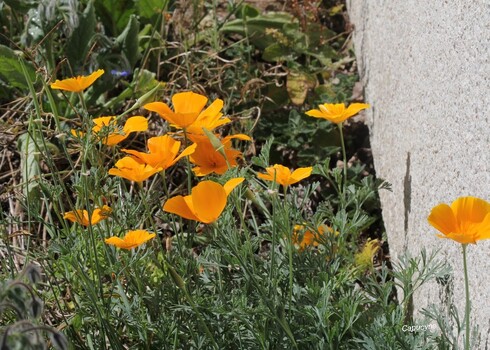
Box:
66, 2, 95, 69
137, 0, 168, 19
116, 15, 141, 69
0, 45, 36, 91
236, 3, 260, 19
220, 13, 296, 50
95, 0, 135, 36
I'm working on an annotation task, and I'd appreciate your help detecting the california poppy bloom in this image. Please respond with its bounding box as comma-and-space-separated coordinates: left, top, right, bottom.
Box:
63, 205, 111, 226
292, 224, 338, 250
188, 134, 250, 176
258, 164, 312, 188
427, 196, 490, 244
122, 135, 196, 170
50, 69, 104, 93
72, 116, 148, 146
108, 157, 161, 183
305, 102, 370, 124
105, 230, 156, 250
145, 91, 222, 129
163, 178, 244, 224
185, 99, 230, 135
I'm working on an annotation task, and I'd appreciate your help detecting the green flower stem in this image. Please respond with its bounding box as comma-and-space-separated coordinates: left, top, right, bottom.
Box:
462, 244, 471, 350
338, 123, 347, 205
283, 185, 294, 316
77, 92, 88, 113
183, 129, 193, 193
160, 170, 169, 198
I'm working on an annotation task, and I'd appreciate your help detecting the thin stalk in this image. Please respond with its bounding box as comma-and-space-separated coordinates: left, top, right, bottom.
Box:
78, 92, 88, 112
160, 170, 170, 198
338, 123, 347, 205
284, 185, 294, 316
269, 185, 277, 299
182, 129, 192, 193
462, 244, 471, 350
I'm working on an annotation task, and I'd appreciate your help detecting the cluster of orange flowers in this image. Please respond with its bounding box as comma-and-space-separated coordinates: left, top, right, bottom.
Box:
53, 69, 400, 253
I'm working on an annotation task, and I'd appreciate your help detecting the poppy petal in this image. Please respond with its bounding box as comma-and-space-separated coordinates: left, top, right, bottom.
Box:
223, 178, 245, 196
451, 196, 490, 225
144, 102, 174, 116
344, 103, 370, 118
63, 210, 90, 226
291, 167, 313, 183
428, 203, 458, 236
172, 92, 208, 114
105, 236, 127, 248
305, 109, 327, 118
475, 214, 490, 240
123, 116, 148, 133
198, 98, 224, 119
163, 195, 200, 221
172, 143, 197, 164
191, 181, 227, 223
50, 69, 104, 92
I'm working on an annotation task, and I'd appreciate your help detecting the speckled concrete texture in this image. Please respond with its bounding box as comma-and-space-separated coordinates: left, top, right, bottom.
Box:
347, 0, 490, 346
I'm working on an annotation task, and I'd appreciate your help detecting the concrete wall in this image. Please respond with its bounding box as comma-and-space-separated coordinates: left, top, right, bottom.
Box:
347, 0, 490, 346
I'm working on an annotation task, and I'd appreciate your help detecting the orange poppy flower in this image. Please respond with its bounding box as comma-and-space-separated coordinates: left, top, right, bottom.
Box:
105, 230, 156, 250
63, 205, 111, 226
50, 69, 104, 93
188, 134, 251, 176
108, 157, 161, 183
292, 224, 338, 250
122, 135, 196, 170
185, 98, 230, 135
428, 196, 490, 244
71, 116, 148, 146
305, 102, 370, 124
258, 164, 312, 187
145, 91, 217, 129
163, 178, 244, 223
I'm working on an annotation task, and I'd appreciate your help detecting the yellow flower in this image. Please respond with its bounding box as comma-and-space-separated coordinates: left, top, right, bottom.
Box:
188, 134, 250, 176
428, 196, 490, 244
185, 98, 230, 135
50, 69, 104, 92
144, 91, 221, 129
63, 205, 111, 226
305, 102, 370, 124
163, 178, 244, 223
105, 230, 156, 250
258, 164, 312, 188
108, 156, 161, 183
122, 135, 196, 170
355, 239, 381, 269
71, 116, 148, 146
292, 224, 338, 250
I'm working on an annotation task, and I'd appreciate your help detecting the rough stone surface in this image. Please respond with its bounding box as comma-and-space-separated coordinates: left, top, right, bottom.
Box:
347, 0, 490, 346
